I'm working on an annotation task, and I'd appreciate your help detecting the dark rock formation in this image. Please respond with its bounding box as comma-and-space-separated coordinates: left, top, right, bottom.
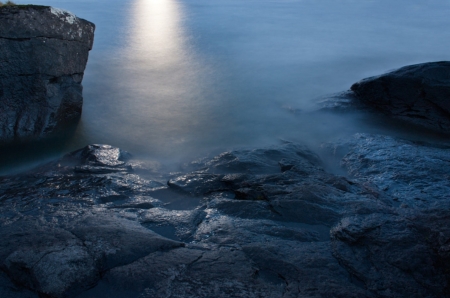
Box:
0, 5, 94, 142
0, 136, 449, 297
328, 134, 450, 297
351, 61, 450, 133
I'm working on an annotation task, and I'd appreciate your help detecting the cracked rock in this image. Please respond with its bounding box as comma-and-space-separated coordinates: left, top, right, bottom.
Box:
0, 5, 95, 142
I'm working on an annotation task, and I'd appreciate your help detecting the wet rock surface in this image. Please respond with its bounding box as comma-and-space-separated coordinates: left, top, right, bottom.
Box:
0, 5, 94, 142
351, 61, 450, 133
0, 135, 449, 297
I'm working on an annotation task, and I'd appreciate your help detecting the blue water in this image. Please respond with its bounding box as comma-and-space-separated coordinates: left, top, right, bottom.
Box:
7, 0, 450, 172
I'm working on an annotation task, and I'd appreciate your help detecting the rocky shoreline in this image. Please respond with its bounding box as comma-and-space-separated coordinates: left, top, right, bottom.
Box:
0, 131, 449, 297
1, 61, 450, 296
0, 6, 449, 296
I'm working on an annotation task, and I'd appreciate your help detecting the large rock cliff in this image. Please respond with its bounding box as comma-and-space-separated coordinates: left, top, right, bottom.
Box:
0, 5, 94, 142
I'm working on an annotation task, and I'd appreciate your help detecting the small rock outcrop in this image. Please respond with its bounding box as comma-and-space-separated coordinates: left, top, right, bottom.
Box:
351, 61, 450, 133
0, 5, 95, 142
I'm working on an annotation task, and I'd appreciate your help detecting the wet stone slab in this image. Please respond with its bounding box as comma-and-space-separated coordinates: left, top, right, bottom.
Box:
0, 136, 449, 297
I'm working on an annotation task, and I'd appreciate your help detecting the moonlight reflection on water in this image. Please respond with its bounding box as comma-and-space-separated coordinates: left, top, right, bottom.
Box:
3, 0, 450, 173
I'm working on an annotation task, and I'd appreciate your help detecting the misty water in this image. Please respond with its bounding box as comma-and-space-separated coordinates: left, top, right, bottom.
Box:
4, 0, 450, 173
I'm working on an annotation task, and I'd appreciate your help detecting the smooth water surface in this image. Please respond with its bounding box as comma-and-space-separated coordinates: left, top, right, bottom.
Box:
6, 0, 450, 172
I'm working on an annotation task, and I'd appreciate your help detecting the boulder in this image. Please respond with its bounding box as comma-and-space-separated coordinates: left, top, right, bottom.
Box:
0, 5, 94, 142
351, 61, 450, 133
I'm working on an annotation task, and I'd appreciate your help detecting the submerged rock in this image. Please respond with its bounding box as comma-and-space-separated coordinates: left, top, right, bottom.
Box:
1, 137, 449, 297
351, 61, 450, 133
0, 5, 95, 142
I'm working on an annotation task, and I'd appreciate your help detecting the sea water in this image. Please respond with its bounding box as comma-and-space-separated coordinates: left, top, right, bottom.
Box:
4, 0, 450, 173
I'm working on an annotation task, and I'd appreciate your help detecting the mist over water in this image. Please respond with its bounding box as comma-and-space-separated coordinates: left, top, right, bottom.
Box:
4, 0, 450, 173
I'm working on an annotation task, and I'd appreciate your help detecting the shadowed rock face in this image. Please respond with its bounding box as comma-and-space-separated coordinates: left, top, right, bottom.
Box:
0, 137, 449, 297
0, 5, 95, 142
351, 61, 450, 133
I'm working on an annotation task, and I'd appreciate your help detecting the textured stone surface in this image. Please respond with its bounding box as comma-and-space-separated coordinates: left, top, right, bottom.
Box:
0, 5, 94, 142
0, 136, 449, 297
351, 61, 450, 133
327, 133, 450, 297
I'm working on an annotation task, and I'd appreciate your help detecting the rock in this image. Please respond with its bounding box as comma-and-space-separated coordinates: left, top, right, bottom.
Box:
66, 144, 132, 173
0, 143, 183, 297
1, 221, 99, 297
351, 61, 450, 133
337, 133, 450, 209
331, 211, 450, 297
327, 133, 450, 297
0, 5, 95, 142
1, 138, 450, 297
